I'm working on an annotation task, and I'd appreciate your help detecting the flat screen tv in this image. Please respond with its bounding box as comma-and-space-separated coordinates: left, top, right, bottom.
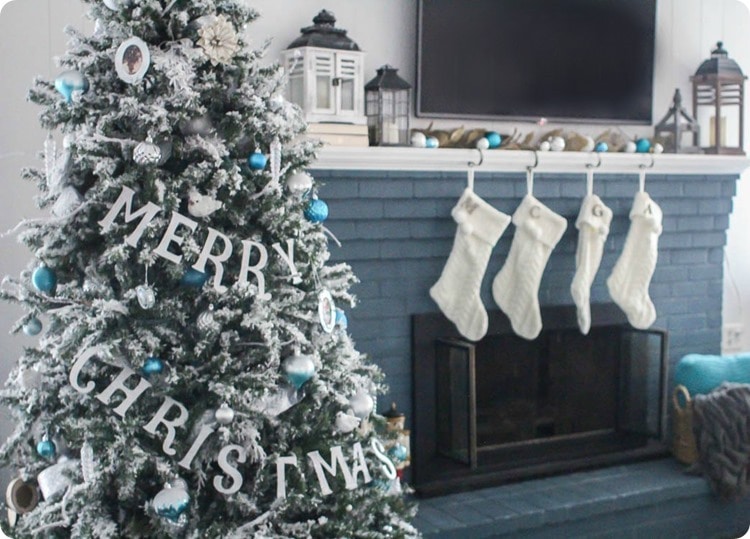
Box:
417, 0, 657, 124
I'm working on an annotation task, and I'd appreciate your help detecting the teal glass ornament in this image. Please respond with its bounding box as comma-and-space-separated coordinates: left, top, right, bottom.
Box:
54, 70, 89, 103
248, 150, 267, 170
36, 438, 56, 459
304, 196, 329, 224
635, 138, 651, 153
284, 350, 315, 390
387, 443, 408, 463
485, 131, 502, 148
32, 266, 57, 293
335, 308, 348, 330
23, 317, 43, 336
594, 142, 609, 153
180, 268, 209, 288
142, 357, 164, 376
153, 480, 190, 523
425, 136, 439, 149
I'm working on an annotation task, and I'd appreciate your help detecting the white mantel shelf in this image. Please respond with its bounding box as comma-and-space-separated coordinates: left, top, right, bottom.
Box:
311, 146, 750, 175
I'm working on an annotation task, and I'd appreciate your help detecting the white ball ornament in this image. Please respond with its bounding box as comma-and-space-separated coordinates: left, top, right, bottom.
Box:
103, 0, 131, 9
653, 142, 664, 154
349, 388, 374, 420
214, 403, 235, 425
624, 141, 637, 153
475, 137, 490, 150
539, 140, 551, 152
549, 136, 566, 152
286, 171, 313, 195
581, 136, 595, 153
410, 132, 427, 148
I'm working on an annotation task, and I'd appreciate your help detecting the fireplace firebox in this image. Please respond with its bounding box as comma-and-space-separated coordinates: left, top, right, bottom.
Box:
412, 304, 669, 497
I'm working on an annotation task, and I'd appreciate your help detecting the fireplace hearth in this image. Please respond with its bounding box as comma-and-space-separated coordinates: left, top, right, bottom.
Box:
413, 304, 669, 497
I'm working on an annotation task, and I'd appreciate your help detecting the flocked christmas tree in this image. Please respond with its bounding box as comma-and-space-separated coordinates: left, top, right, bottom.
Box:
0, 1, 418, 537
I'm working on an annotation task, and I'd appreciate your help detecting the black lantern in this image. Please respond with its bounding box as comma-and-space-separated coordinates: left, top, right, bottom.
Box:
365, 65, 412, 146
691, 42, 746, 155
654, 89, 700, 153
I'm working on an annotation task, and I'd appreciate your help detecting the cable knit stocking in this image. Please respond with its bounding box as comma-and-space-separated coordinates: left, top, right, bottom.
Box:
492, 195, 567, 340
430, 189, 511, 341
571, 194, 613, 334
607, 191, 663, 329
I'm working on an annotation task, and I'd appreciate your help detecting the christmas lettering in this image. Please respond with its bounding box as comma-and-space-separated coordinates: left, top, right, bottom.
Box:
69, 347, 396, 497
98, 186, 302, 294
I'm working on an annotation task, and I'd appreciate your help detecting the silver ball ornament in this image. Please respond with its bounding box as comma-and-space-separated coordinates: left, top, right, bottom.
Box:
136, 285, 156, 309
653, 142, 664, 154
133, 141, 162, 166
539, 140, 551, 152
349, 389, 374, 420
283, 349, 316, 390
197, 305, 220, 334
214, 403, 235, 425
23, 317, 43, 336
624, 140, 637, 153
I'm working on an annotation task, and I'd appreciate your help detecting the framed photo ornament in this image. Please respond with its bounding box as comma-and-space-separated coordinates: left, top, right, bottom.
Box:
115, 37, 151, 84
318, 289, 336, 333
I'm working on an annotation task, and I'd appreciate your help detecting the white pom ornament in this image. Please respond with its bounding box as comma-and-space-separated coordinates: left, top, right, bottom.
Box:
475, 137, 490, 150
539, 140, 551, 151
410, 132, 427, 148
549, 136, 566, 152
653, 142, 664, 154
624, 141, 637, 153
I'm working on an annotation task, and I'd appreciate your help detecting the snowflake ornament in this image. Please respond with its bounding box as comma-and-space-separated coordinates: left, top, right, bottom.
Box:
197, 15, 240, 65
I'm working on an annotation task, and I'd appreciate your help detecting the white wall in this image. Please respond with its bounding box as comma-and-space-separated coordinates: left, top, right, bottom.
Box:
0, 0, 748, 456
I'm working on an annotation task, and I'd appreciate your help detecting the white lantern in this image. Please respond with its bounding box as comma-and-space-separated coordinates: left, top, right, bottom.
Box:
282, 10, 366, 125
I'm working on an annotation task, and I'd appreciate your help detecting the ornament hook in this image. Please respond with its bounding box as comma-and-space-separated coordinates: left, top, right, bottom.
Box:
585, 152, 602, 169
639, 154, 655, 170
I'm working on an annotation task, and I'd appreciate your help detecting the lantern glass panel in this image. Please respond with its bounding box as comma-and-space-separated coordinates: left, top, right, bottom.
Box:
341, 79, 355, 111
316, 76, 332, 109
289, 76, 304, 109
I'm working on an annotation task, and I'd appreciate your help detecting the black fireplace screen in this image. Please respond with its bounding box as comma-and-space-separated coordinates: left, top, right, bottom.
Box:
413, 305, 668, 496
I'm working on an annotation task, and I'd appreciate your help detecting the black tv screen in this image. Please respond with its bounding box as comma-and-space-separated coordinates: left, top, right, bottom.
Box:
417, 0, 657, 124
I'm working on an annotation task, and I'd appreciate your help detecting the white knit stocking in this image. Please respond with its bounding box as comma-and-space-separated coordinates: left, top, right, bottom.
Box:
607, 191, 663, 329
492, 195, 567, 340
571, 194, 613, 334
430, 189, 511, 341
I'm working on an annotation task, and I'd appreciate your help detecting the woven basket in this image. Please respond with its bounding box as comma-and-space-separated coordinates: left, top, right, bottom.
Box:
672, 384, 698, 464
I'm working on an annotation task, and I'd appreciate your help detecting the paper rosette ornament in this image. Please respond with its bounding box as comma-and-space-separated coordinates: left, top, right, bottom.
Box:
197, 15, 240, 65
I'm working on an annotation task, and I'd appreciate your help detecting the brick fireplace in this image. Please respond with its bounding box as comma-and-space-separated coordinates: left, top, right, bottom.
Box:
312, 147, 749, 537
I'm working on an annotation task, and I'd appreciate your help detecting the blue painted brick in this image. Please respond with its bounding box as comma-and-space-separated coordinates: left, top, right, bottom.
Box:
356, 220, 412, 240
321, 179, 360, 199
691, 231, 727, 248
722, 179, 739, 197
669, 250, 708, 265
683, 182, 723, 198
516, 180, 561, 198
359, 179, 414, 198
384, 199, 438, 219
660, 199, 700, 215
698, 198, 732, 215
329, 199, 384, 219
676, 216, 715, 230
474, 179, 516, 199
668, 314, 707, 332
413, 179, 464, 198
332, 240, 380, 261
714, 214, 730, 230
410, 220, 456, 240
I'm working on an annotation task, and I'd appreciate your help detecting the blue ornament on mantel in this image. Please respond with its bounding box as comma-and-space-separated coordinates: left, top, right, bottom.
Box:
425, 136, 439, 149
36, 438, 56, 459
635, 138, 651, 153
304, 196, 329, 224
153, 480, 190, 523
54, 70, 89, 103
180, 268, 209, 288
23, 317, 43, 336
248, 150, 268, 170
485, 131, 502, 149
142, 357, 164, 377
594, 142, 609, 153
32, 266, 57, 294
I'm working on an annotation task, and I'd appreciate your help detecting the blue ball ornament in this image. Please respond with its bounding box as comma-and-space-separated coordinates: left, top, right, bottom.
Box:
387, 443, 408, 463
594, 142, 609, 153
425, 136, 439, 149
142, 357, 164, 377
180, 268, 209, 288
304, 197, 329, 224
635, 138, 651, 153
248, 151, 268, 170
335, 308, 348, 330
23, 317, 43, 336
485, 131, 502, 148
54, 70, 89, 103
32, 266, 57, 294
36, 438, 56, 459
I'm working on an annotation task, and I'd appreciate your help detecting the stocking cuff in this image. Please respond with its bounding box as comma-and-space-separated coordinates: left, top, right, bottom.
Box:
575, 194, 613, 236
513, 194, 568, 248
629, 191, 663, 234
451, 189, 511, 246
